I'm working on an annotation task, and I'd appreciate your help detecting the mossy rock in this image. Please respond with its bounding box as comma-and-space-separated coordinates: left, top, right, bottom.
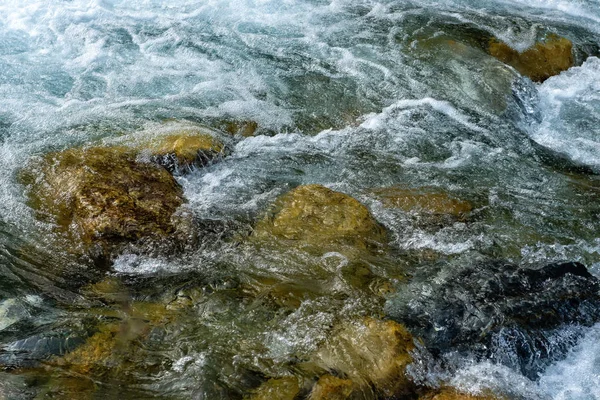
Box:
246, 377, 301, 400
309, 375, 354, 400
372, 187, 472, 219
311, 317, 415, 397
489, 35, 573, 82
20, 145, 193, 262
253, 184, 387, 254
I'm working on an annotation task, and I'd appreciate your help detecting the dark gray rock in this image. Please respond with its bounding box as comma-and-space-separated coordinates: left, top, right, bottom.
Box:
385, 261, 600, 378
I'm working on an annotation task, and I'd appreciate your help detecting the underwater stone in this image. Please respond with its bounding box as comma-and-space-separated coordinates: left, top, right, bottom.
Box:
489, 35, 574, 82
224, 120, 259, 137
312, 317, 415, 397
138, 130, 224, 173
420, 388, 502, 400
372, 187, 472, 218
21, 146, 190, 263
309, 375, 354, 400
253, 184, 387, 253
246, 377, 301, 400
386, 261, 600, 378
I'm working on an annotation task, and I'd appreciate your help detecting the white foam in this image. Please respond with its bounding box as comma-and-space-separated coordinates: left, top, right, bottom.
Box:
530, 57, 600, 171
538, 323, 600, 400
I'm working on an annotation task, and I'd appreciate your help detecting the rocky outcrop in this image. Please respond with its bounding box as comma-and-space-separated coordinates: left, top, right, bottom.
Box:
253, 184, 387, 253
386, 261, 600, 378
21, 146, 194, 263
489, 35, 574, 82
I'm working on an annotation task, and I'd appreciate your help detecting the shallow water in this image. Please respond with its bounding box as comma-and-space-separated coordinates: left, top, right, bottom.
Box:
1, 0, 600, 399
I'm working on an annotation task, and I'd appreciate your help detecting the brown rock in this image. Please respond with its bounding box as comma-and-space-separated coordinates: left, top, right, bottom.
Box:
309, 375, 354, 400
246, 377, 301, 400
224, 120, 259, 137
139, 130, 224, 172
55, 301, 175, 376
21, 146, 189, 261
253, 184, 387, 252
372, 187, 472, 218
312, 318, 415, 397
420, 388, 503, 400
489, 35, 574, 82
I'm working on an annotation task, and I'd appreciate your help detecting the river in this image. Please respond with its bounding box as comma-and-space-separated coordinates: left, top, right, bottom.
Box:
0, 0, 599, 398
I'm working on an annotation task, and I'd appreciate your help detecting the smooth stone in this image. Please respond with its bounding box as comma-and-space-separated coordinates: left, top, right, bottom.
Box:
224, 120, 259, 137
136, 129, 224, 173
311, 317, 415, 397
372, 187, 472, 218
489, 35, 574, 82
420, 388, 502, 400
253, 184, 387, 253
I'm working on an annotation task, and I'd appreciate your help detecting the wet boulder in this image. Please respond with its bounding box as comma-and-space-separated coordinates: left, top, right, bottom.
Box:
386, 261, 600, 378
246, 185, 389, 304
253, 184, 387, 253
110, 121, 226, 174
52, 300, 176, 377
310, 317, 415, 397
21, 146, 194, 263
137, 129, 224, 173
408, 34, 518, 114
489, 35, 574, 82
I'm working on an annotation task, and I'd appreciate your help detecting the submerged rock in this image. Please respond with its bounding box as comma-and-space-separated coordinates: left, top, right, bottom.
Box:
386, 261, 600, 378
489, 35, 574, 82
246, 185, 390, 305
309, 375, 354, 400
408, 34, 517, 114
311, 317, 415, 397
253, 184, 387, 253
21, 146, 194, 263
224, 120, 259, 137
53, 300, 175, 376
246, 377, 301, 400
372, 187, 472, 219
420, 388, 501, 400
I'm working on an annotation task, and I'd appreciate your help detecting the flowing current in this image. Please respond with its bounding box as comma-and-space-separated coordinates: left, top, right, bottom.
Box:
1, 0, 600, 399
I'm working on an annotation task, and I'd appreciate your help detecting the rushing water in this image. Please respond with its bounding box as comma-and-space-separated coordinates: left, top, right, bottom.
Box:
1, 0, 600, 399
